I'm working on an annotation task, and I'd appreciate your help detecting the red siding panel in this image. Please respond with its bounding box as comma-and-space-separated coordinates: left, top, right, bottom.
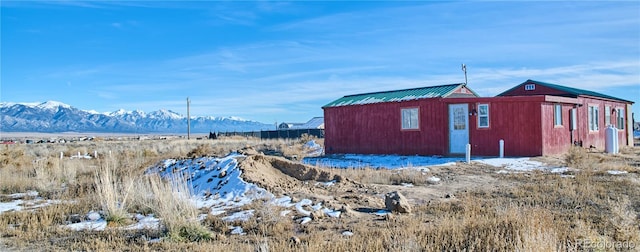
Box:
540, 103, 573, 155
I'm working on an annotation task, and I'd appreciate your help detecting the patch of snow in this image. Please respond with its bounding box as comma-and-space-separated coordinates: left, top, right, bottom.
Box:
280, 210, 292, 217
607, 170, 628, 175
295, 199, 313, 216
8, 190, 38, 199
65, 219, 107, 231
125, 215, 160, 230
304, 154, 466, 169
222, 210, 255, 222
210, 209, 226, 216
0, 200, 24, 213
272, 196, 294, 208
342, 231, 354, 236
229, 226, 246, 235
298, 217, 312, 225
477, 158, 568, 174
315, 180, 336, 187
427, 176, 441, 183
551, 167, 570, 173
401, 183, 414, 187
304, 140, 324, 157
0, 196, 62, 214
323, 208, 341, 218
87, 211, 101, 221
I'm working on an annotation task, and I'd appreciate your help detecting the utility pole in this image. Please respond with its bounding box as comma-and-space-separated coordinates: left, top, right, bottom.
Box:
187, 97, 191, 140
461, 63, 468, 86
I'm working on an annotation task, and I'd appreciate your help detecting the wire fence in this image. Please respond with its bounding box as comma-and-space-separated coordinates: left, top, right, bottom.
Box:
217, 129, 324, 140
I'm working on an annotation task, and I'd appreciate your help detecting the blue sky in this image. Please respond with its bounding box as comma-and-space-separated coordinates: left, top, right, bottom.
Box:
2, 1, 639, 123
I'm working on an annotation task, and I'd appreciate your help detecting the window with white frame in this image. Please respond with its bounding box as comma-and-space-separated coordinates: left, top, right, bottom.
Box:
478, 104, 489, 128
525, 84, 535, 91
554, 104, 562, 126
616, 108, 625, 129
401, 108, 419, 130
605, 106, 611, 126
588, 105, 599, 131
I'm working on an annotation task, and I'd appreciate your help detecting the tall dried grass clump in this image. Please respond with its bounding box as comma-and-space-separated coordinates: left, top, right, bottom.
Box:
141, 173, 214, 242
564, 146, 588, 168
94, 157, 135, 226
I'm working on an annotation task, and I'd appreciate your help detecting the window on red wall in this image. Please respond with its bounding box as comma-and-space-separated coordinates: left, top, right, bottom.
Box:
401, 108, 419, 130
605, 106, 611, 126
554, 104, 562, 126
588, 105, 599, 131
478, 104, 489, 128
616, 108, 625, 129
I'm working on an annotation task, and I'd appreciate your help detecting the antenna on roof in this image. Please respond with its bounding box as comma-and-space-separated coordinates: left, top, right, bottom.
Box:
461, 63, 468, 86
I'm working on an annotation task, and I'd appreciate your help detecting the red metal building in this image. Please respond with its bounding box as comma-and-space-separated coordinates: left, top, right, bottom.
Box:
323, 80, 634, 157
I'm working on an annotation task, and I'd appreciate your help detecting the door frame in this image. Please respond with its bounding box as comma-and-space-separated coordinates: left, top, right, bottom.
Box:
449, 103, 470, 154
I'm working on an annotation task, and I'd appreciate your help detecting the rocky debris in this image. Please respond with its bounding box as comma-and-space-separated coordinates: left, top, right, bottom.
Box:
67, 214, 83, 224
218, 170, 227, 178
290, 236, 301, 245
445, 193, 455, 199
384, 191, 412, 213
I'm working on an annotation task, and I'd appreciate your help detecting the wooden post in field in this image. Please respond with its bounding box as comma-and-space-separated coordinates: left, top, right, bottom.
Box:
187, 97, 191, 140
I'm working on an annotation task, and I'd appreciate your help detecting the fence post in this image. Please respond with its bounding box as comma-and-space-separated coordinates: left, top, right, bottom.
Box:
465, 144, 471, 164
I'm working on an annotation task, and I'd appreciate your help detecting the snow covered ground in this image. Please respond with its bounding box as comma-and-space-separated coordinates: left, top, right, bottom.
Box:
304, 154, 463, 169
304, 154, 569, 174
475, 158, 570, 174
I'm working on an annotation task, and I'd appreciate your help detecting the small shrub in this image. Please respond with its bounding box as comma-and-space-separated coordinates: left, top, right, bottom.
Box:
564, 146, 587, 168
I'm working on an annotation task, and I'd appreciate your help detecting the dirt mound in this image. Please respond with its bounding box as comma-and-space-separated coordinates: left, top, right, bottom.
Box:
237, 153, 343, 195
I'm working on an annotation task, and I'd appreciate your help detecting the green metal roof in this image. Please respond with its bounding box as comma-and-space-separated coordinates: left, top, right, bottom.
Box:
323, 83, 472, 108
498, 80, 633, 103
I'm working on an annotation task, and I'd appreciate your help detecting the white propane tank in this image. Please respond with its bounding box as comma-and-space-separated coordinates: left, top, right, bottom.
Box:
605, 125, 619, 154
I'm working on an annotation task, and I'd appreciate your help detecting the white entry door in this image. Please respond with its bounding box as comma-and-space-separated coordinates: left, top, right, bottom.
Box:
449, 104, 469, 154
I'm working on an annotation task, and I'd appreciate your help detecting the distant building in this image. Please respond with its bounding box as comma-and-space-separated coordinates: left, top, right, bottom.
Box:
278, 122, 305, 129
278, 117, 325, 130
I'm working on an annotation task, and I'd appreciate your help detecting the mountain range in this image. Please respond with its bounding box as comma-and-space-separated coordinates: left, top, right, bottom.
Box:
0, 101, 273, 133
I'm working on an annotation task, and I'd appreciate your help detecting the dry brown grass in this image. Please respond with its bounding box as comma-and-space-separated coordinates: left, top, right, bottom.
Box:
1, 140, 638, 251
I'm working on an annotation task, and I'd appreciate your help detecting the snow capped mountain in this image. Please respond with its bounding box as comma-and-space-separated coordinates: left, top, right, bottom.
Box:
147, 109, 183, 120
0, 101, 272, 133
35, 101, 72, 110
